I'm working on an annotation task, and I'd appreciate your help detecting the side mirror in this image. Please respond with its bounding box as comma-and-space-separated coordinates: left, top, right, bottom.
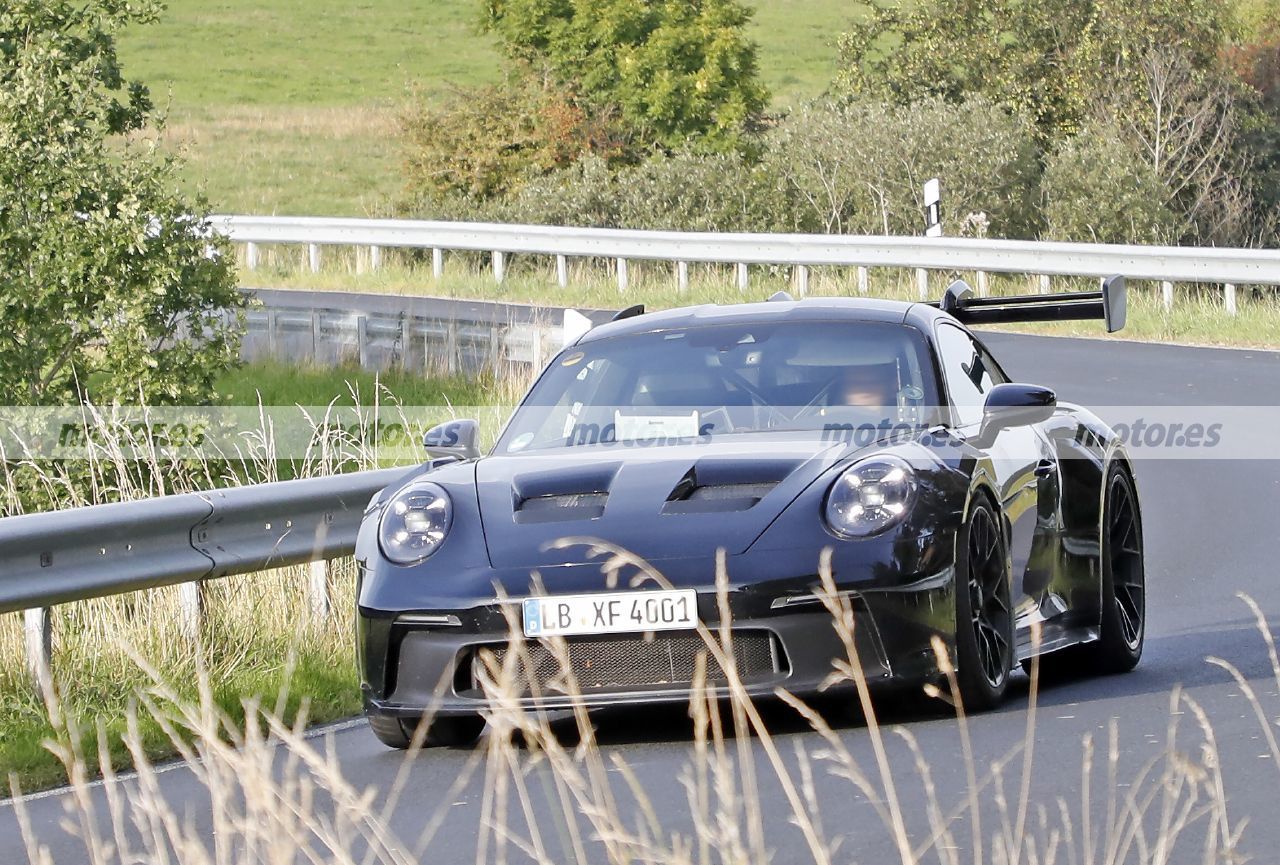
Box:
422, 418, 481, 461
981, 383, 1056, 436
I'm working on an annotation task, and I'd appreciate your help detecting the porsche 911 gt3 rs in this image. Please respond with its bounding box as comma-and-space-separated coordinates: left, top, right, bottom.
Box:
354, 278, 1144, 748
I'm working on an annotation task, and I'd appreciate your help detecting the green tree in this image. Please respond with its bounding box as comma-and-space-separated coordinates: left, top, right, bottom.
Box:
835, 0, 1234, 144
1042, 132, 1179, 243
1227, 12, 1280, 243
481, 0, 768, 153
0, 0, 244, 406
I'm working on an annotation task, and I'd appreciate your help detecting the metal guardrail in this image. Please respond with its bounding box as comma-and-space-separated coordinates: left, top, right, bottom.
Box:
2, 289, 619, 688
212, 215, 1280, 312
241, 288, 612, 371
0, 467, 407, 615
2, 467, 411, 685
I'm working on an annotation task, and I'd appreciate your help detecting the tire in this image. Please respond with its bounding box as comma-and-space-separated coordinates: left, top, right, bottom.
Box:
1085, 463, 1145, 673
954, 497, 1015, 712
367, 712, 484, 750
1021, 463, 1145, 680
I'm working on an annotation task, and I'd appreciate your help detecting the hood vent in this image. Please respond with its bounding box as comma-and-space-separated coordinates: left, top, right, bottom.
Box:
516, 492, 609, 523
662, 458, 798, 515
512, 462, 620, 524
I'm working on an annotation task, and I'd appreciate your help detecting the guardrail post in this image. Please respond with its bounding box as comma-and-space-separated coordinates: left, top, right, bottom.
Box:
488, 327, 502, 370
492, 251, 506, 283
1225, 283, 1238, 316
1162, 281, 1174, 310
617, 258, 628, 293
357, 315, 369, 368
308, 243, 322, 274
370, 245, 382, 271
178, 583, 204, 643
977, 271, 989, 297
311, 311, 323, 362
556, 255, 569, 288
736, 263, 748, 293
308, 560, 331, 626
245, 242, 259, 271
796, 265, 809, 298
1039, 274, 1051, 293
916, 268, 928, 301
267, 308, 279, 358
856, 266, 869, 296
24, 607, 52, 696
432, 248, 443, 280
400, 316, 412, 369
676, 261, 689, 294
532, 327, 545, 369
446, 320, 459, 375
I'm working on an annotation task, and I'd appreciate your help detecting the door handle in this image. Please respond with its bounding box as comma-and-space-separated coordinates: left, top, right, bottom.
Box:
1034, 459, 1057, 478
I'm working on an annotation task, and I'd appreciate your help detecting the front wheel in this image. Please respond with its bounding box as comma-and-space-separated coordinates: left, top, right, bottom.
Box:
953, 498, 1014, 711
368, 712, 485, 750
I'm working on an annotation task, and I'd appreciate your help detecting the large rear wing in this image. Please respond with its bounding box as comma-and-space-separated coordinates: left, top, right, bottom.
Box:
934, 275, 1126, 333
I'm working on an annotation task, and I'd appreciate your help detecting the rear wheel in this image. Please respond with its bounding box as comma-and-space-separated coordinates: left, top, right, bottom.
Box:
1087, 464, 1145, 673
954, 498, 1014, 711
368, 712, 484, 750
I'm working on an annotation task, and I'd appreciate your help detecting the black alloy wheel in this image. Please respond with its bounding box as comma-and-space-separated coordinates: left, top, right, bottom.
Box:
954, 498, 1014, 711
1024, 462, 1145, 680
1087, 464, 1146, 672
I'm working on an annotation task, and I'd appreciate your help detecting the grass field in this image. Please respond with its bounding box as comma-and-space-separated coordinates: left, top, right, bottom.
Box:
117, 0, 856, 215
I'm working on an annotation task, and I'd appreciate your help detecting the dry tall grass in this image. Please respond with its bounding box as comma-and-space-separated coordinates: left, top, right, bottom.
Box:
0, 382, 492, 789
8, 545, 1270, 865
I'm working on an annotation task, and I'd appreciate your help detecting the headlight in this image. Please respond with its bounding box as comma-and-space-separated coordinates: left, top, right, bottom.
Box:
824, 455, 916, 538
378, 481, 452, 564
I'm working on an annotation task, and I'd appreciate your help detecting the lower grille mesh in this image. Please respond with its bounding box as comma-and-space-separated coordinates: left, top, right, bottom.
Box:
478, 632, 780, 693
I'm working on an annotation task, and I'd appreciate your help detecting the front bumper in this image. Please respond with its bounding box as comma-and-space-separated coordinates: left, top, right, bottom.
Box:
359, 572, 957, 719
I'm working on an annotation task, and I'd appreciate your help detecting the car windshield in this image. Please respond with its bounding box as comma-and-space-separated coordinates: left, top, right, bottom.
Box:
496, 320, 941, 454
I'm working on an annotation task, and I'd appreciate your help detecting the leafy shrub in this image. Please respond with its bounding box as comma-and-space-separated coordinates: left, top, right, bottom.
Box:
416, 96, 1041, 239
766, 97, 1043, 238
484, 155, 625, 227
1042, 132, 1179, 244
435, 150, 794, 233
401, 73, 626, 203
614, 151, 794, 232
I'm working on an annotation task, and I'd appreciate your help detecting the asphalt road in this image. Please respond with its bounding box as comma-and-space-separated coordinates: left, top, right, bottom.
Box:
6, 332, 1280, 864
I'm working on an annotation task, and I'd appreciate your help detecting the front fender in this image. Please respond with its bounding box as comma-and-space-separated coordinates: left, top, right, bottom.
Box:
749, 441, 971, 589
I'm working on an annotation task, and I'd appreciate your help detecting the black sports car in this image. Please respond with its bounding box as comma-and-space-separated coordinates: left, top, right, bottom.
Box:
354, 278, 1145, 748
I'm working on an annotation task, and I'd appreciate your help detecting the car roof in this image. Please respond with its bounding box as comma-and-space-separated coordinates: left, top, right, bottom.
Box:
577, 296, 951, 344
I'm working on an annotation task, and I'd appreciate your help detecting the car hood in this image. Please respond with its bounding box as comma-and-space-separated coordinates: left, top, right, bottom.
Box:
474, 436, 848, 568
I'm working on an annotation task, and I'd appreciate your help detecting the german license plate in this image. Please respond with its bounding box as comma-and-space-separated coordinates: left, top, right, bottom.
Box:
522, 589, 698, 638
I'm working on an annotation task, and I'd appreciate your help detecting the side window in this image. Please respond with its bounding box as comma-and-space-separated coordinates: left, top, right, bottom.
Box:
936, 325, 1000, 428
